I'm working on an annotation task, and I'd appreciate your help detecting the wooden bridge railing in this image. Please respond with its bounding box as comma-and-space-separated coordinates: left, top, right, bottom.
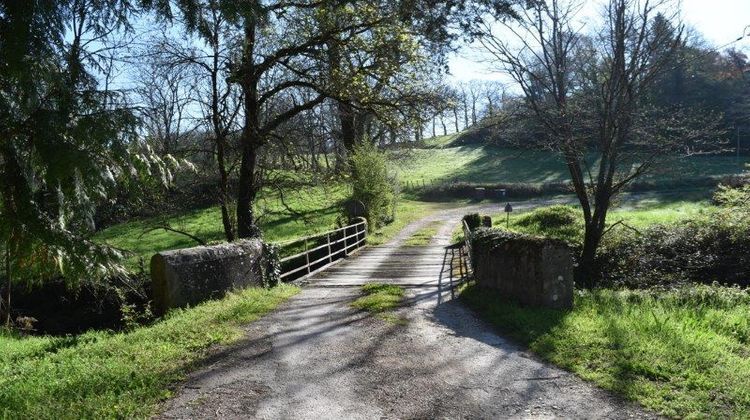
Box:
277, 218, 367, 282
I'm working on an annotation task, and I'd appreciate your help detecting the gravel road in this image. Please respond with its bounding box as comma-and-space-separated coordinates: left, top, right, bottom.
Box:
158, 201, 656, 419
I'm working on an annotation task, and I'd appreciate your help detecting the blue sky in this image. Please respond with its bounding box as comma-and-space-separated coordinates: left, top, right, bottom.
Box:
448, 0, 750, 81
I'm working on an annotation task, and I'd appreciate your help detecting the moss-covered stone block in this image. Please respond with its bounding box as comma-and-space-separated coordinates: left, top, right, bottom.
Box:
150, 239, 265, 314
470, 228, 574, 309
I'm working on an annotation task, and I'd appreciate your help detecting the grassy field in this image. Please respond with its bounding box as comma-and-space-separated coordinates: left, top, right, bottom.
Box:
461, 284, 750, 418
0, 284, 299, 419
390, 139, 749, 186
483, 198, 713, 243
95, 185, 349, 269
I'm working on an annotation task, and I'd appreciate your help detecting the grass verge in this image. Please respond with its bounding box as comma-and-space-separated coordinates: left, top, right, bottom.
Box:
461, 284, 750, 418
0, 284, 299, 419
403, 221, 443, 246
351, 283, 407, 324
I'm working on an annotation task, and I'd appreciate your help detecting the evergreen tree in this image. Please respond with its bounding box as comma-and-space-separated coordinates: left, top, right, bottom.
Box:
0, 0, 176, 325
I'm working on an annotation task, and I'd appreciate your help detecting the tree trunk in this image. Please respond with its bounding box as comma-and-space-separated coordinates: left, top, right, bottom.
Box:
576, 223, 602, 289
463, 101, 469, 128
4, 247, 10, 328
209, 25, 236, 242
216, 136, 235, 242
236, 138, 260, 238
236, 19, 261, 239
453, 107, 460, 132
338, 100, 357, 151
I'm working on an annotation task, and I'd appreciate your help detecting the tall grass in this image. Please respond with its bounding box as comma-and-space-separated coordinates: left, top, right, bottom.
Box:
0, 285, 299, 419
461, 284, 750, 418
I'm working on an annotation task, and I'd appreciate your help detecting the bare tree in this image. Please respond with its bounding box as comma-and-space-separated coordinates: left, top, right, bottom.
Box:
468, 80, 481, 125
458, 82, 470, 128
477, 0, 719, 286
136, 55, 193, 156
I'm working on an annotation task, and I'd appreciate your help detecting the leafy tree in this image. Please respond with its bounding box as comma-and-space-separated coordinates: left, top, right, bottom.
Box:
323, 0, 468, 153
152, 0, 500, 238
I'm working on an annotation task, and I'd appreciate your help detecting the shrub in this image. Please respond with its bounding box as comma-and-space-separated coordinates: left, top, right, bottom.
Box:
462, 213, 482, 231
350, 142, 398, 229
597, 180, 750, 288
714, 183, 750, 211
596, 212, 750, 288
511, 205, 583, 243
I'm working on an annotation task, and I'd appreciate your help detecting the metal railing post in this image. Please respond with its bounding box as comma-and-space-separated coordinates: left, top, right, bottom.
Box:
357, 224, 365, 249
277, 219, 369, 281
327, 233, 333, 263
343, 225, 348, 256
304, 238, 311, 274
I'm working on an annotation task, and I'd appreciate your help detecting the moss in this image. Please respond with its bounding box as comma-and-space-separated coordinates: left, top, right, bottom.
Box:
471, 227, 567, 250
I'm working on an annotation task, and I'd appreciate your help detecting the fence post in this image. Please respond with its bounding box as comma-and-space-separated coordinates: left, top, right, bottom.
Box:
458, 247, 465, 280
358, 222, 364, 249
344, 225, 348, 256
327, 233, 333, 263
304, 238, 311, 274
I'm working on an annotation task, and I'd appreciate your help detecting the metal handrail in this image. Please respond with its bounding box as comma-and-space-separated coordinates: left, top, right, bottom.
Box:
276, 220, 367, 246
278, 219, 368, 281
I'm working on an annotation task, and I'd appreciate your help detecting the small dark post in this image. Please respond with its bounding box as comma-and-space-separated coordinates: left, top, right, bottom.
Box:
504, 202, 513, 228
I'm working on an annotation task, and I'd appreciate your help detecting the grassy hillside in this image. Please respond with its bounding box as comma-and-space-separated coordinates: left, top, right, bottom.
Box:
96, 190, 461, 268
392, 134, 749, 187
95, 184, 348, 268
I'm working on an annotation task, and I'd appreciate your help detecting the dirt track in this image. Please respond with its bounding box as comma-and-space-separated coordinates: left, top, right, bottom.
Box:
158, 202, 655, 419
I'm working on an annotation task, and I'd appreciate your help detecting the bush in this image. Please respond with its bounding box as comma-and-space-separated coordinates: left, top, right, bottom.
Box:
597, 182, 750, 288
596, 212, 750, 288
511, 205, 583, 243
714, 183, 750, 210
462, 213, 482, 231
350, 142, 398, 229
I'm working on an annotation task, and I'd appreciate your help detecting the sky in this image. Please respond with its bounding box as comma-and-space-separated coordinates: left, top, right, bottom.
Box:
448, 0, 750, 82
